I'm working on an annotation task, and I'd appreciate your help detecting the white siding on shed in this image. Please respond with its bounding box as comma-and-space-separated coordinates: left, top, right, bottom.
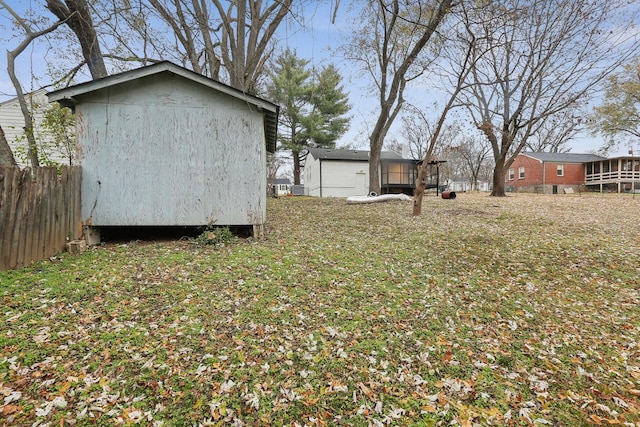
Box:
304, 154, 369, 197
67, 72, 268, 227
318, 161, 369, 197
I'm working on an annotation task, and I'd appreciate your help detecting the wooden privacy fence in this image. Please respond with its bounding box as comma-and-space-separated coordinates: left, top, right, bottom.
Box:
0, 166, 82, 271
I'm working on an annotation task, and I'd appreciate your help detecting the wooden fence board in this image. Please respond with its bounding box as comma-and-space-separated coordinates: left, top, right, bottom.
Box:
1, 168, 16, 267
0, 166, 82, 271
0, 168, 11, 267
18, 169, 33, 269
7, 169, 28, 270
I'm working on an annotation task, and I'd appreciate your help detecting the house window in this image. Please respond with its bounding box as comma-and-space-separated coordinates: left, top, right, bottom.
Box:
518, 166, 525, 179
557, 164, 564, 177
382, 162, 417, 186
509, 168, 515, 180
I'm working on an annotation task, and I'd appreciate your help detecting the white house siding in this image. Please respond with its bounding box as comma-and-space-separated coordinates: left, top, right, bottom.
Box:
304, 154, 320, 196
0, 90, 65, 166
320, 161, 369, 197
304, 156, 369, 197
75, 74, 266, 226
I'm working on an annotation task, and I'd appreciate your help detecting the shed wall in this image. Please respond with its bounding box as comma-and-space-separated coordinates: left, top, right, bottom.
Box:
321, 161, 369, 197
304, 159, 369, 198
76, 75, 266, 226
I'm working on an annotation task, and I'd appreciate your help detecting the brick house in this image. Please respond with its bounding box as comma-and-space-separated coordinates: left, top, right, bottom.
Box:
506, 152, 607, 194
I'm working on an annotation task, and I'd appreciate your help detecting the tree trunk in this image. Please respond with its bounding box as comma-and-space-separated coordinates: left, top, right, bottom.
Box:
0, 125, 17, 167
7, 47, 40, 169
292, 149, 301, 185
491, 161, 507, 196
46, 0, 107, 79
412, 163, 428, 215
2, 0, 68, 170
368, 136, 382, 194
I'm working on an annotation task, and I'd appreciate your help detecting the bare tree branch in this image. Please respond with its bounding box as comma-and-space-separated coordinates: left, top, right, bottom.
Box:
1, 0, 68, 169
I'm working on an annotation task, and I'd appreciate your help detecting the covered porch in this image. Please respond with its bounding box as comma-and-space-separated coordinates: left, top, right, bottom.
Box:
380, 158, 419, 195
585, 156, 640, 193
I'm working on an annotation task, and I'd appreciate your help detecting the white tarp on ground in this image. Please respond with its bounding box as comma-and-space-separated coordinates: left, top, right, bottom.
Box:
346, 194, 413, 204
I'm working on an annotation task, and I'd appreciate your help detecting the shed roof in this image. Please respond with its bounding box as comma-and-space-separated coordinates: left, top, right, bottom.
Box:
46, 61, 279, 152
521, 152, 607, 163
307, 148, 403, 161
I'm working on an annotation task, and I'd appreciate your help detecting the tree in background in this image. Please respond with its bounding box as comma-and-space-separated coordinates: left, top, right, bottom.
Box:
459, 0, 640, 196
398, 105, 466, 162
525, 108, 583, 153
265, 49, 350, 185
1, 0, 67, 169
139, 0, 298, 92
589, 59, 640, 153
266, 152, 285, 184
265, 49, 313, 185
41, 103, 76, 165
342, 0, 454, 195
306, 64, 351, 150
398, 107, 433, 161
444, 136, 493, 191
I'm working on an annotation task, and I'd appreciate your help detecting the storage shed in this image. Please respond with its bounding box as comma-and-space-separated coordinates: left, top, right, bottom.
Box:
47, 62, 278, 240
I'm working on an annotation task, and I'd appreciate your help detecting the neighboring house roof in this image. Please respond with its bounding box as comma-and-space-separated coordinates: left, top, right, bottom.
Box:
307, 148, 403, 161
272, 178, 291, 185
521, 152, 607, 163
605, 155, 640, 161
47, 61, 279, 152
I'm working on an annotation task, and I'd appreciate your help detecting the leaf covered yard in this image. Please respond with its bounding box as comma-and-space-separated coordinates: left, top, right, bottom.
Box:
1, 194, 639, 426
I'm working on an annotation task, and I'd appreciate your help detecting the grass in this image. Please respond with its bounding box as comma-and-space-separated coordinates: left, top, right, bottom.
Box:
1, 192, 639, 426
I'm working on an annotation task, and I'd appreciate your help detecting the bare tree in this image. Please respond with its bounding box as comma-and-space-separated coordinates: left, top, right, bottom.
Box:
459, 0, 640, 196
397, 105, 466, 160
399, 106, 434, 161
266, 152, 284, 184
525, 108, 583, 153
342, 0, 455, 195
140, 0, 297, 92
410, 1, 485, 215
1, 0, 67, 169
446, 136, 493, 191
